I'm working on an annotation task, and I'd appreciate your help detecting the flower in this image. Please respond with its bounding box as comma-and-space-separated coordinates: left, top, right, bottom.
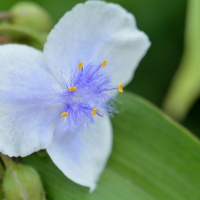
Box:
0, 1, 150, 191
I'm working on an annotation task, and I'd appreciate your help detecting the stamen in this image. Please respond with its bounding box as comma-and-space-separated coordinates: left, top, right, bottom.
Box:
78, 62, 83, 70
69, 87, 77, 92
101, 60, 107, 67
60, 112, 69, 117
118, 83, 123, 93
100, 115, 104, 118
92, 108, 98, 115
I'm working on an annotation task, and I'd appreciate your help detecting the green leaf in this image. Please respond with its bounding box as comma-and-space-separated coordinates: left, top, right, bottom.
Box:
22, 91, 200, 200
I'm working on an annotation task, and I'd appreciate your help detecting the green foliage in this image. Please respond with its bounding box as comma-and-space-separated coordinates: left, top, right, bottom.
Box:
0, 1, 199, 199
22, 92, 200, 200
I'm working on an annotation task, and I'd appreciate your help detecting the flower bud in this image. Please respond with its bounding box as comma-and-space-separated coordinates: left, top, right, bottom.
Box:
10, 1, 53, 32
1, 154, 45, 200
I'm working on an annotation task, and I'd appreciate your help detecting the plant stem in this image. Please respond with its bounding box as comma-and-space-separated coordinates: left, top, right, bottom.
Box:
0, 12, 12, 21
0, 153, 14, 169
0, 24, 47, 50
163, 0, 200, 121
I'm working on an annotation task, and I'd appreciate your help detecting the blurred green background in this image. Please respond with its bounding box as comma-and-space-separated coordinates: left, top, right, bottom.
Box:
1, 0, 199, 137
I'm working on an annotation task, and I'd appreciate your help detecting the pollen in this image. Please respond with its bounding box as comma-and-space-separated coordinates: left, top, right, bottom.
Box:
101, 60, 107, 67
60, 112, 69, 117
92, 108, 98, 115
78, 62, 83, 70
118, 83, 123, 93
69, 87, 77, 92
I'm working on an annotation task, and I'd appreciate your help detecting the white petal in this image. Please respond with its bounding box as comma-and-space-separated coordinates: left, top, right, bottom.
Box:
0, 44, 58, 157
44, 1, 150, 87
47, 117, 112, 191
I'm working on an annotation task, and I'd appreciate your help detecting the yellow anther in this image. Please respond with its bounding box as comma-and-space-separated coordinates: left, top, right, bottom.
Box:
92, 108, 98, 115
118, 83, 123, 93
78, 62, 83, 70
69, 87, 77, 92
60, 112, 69, 117
100, 115, 104, 118
101, 60, 107, 67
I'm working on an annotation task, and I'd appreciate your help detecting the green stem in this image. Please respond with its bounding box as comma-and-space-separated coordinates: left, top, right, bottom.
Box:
0, 24, 47, 50
0, 11, 12, 21
0, 153, 15, 169
163, 0, 200, 121
0, 36, 12, 43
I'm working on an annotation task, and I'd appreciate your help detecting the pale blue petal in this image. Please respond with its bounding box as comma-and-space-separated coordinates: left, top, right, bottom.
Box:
44, 1, 150, 87
47, 117, 112, 191
0, 44, 59, 157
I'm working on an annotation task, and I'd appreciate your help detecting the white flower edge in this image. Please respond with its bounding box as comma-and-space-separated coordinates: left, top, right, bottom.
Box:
0, 44, 57, 157
47, 116, 112, 192
43, 1, 150, 190
44, 0, 150, 87
0, 0, 150, 192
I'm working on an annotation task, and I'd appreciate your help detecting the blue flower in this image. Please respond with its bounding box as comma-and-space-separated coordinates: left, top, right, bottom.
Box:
0, 1, 150, 191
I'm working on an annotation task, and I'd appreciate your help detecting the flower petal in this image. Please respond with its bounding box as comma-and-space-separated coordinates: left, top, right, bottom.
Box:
0, 44, 58, 157
44, 1, 150, 87
47, 117, 112, 191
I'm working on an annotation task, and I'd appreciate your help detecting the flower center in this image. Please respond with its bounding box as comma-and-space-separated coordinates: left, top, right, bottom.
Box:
57, 60, 123, 129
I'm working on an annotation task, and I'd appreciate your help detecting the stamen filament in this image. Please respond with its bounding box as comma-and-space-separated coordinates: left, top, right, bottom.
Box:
89, 59, 107, 79
92, 108, 98, 115
69, 87, 77, 92
78, 62, 83, 70
60, 112, 69, 117
118, 83, 123, 93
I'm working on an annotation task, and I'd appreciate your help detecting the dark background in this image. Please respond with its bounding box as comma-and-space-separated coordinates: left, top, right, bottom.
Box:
1, 0, 199, 137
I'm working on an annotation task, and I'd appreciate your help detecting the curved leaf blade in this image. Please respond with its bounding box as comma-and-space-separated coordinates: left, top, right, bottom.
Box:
23, 92, 200, 200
